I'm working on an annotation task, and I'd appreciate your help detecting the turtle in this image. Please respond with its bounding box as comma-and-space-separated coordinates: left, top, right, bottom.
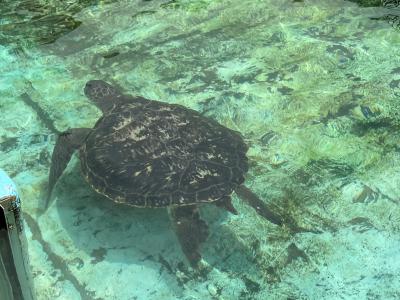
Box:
47, 80, 284, 266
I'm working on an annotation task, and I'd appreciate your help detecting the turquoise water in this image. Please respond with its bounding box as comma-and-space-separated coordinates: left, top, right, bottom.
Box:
1, 0, 400, 299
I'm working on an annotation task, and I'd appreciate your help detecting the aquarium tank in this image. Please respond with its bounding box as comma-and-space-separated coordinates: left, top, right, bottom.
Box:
1, 0, 400, 299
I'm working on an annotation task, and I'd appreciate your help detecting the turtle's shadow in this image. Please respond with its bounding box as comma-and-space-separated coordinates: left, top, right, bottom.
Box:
53, 164, 178, 265
52, 162, 265, 280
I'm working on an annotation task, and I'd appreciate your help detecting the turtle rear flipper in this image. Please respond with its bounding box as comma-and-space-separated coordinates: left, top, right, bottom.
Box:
235, 185, 284, 226
46, 128, 91, 208
169, 205, 209, 267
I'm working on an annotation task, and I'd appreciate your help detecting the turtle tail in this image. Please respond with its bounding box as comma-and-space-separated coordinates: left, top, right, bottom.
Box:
235, 184, 283, 226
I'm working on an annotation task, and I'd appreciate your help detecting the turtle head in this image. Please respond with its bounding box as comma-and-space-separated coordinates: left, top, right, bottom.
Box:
84, 80, 123, 113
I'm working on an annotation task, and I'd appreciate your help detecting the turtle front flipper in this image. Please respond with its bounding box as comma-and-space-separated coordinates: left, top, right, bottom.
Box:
235, 184, 284, 226
46, 128, 91, 208
169, 205, 209, 267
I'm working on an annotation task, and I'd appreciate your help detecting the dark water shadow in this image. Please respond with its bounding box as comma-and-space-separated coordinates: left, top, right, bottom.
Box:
0, 0, 119, 49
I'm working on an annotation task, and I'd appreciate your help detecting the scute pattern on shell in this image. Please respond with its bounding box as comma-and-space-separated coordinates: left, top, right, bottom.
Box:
80, 99, 249, 207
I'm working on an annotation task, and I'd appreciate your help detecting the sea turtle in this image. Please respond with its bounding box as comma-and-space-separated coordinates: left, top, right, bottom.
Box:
47, 80, 284, 266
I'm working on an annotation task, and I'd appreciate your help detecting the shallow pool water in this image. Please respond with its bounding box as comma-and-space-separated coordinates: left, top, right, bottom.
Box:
1, 0, 400, 299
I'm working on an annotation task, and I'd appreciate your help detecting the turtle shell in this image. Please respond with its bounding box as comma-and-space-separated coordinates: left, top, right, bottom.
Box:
80, 99, 249, 207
